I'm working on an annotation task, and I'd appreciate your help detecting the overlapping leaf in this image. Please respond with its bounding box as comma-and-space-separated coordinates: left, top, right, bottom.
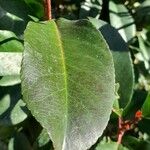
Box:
24, 0, 44, 19
142, 92, 150, 119
0, 85, 29, 126
109, 0, 136, 42
89, 18, 134, 108
0, 76, 21, 87
96, 137, 128, 150
0, 30, 23, 52
0, 0, 30, 36
8, 133, 32, 150
80, 0, 103, 19
135, 0, 150, 29
0, 53, 22, 76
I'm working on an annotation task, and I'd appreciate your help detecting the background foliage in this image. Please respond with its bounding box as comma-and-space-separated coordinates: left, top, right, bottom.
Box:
0, 0, 150, 149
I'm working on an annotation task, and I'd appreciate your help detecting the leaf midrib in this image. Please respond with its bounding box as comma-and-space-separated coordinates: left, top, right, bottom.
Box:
53, 21, 68, 148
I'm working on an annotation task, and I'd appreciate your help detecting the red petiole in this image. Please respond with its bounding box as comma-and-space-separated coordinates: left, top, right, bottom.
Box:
44, 0, 52, 20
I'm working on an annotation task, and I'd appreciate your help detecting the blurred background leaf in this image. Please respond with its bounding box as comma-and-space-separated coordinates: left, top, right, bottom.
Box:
0, 85, 29, 126
8, 132, 32, 150
89, 18, 134, 109
96, 137, 128, 150
80, 0, 103, 19
109, 0, 136, 42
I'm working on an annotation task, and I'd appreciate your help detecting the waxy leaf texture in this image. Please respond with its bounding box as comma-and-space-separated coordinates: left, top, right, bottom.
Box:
21, 19, 115, 150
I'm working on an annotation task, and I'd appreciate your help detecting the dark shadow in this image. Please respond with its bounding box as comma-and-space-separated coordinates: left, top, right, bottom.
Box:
99, 24, 128, 52
0, 37, 23, 45
38, 141, 54, 150
0, 0, 30, 20
123, 90, 147, 119
0, 84, 29, 126
100, 0, 109, 22
13, 132, 32, 150
0, 15, 27, 36
0, 0, 31, 36
79, 3, 103, 19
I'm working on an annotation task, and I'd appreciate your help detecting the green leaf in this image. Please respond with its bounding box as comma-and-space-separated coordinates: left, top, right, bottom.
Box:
21, 19, 115, 150
0, 140, 7, 150
24, 0, 44, 19
33, 129, 53, 150
109, 0, 136, 42
80, 0, 103, 19
135, 35, 150, 72
0, 0, 30, 36
0, 125, 14, 140
0, 85, 29, 126
122, 136, 141, 150
135, 0, 150, 29
123, 90, 147, 119
89, 18, 134, 108
142, 92, 150, 119
112, 51, 134, 108
112, 83, 123, 117
36, 129, 50, 147
0, 75, 21, 86
8, 133, 32, 150
96, 137, 128, 150
113, 99, 123, 117
0, 30, 22, 85
0, 52, 22, 76
138, 118, 150, 135
0, 30, 23, 52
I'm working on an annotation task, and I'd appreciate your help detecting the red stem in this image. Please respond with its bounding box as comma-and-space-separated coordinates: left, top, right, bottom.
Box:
44, 0, 52, 20
117, 111, 142, 146
117, 130, 125, 145
117, 117, 124, 145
